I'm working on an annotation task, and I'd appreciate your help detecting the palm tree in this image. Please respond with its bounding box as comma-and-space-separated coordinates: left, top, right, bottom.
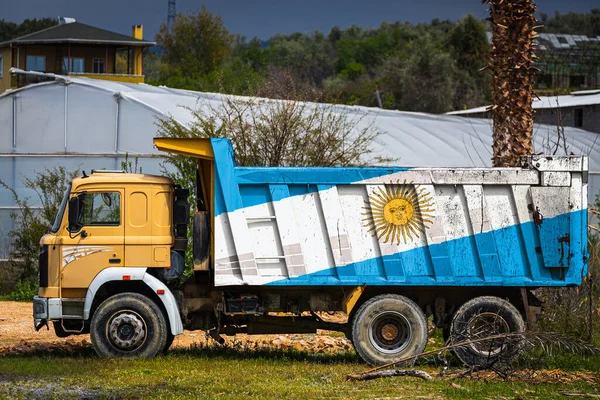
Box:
487, 0, 538, 167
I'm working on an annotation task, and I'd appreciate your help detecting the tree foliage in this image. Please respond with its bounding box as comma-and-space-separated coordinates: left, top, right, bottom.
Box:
0, 18, 57, 42
156, 6, 233, 85
539, 9, 600, 36
151, 8, 599, 114
154, 8, 493, 113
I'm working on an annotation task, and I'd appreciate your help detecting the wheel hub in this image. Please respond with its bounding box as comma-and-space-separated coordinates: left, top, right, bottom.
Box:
368, 311, 412, 354
108, 312, 146, 351
381, 323, 399, 341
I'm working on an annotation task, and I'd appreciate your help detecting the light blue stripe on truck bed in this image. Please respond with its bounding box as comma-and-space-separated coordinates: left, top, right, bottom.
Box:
265, 209, 588, 287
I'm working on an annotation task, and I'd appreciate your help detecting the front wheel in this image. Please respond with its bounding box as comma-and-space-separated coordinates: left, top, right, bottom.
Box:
90, 293, 168, 358
351, 294, 428, 366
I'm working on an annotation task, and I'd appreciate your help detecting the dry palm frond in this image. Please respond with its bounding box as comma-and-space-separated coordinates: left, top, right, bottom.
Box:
348, 331, 600, 380
347, 369, 432, 382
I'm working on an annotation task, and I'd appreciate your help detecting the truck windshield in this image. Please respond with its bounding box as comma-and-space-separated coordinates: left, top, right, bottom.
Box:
50, 185, 71, 233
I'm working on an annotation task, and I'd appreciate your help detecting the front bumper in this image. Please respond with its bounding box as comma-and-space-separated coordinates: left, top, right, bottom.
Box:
33, 296, 65, 327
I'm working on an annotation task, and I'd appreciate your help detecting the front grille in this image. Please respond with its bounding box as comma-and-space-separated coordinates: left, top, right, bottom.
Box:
39, 245, 48, 288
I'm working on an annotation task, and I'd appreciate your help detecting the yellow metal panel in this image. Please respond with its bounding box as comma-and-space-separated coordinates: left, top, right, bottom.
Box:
343, 286, 366, 315
62, 288, 86, 298
154, 247, 168, 263
125, 188, 152, 267
72, 173, 171, 188
75, 73, 144, 84
129, 191, 148, 227
153, 138, 214, 160
39, 287, 59, 298
153, 191, 170, 228
150, 188, 173, 267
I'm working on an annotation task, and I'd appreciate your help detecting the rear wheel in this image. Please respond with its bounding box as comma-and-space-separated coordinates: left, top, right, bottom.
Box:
352, 294, 428, 366
90, 293, 167, 358
449, 296, 525, 367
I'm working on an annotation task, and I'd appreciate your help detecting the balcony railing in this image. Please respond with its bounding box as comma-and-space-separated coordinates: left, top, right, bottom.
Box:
67, 73, 145, 84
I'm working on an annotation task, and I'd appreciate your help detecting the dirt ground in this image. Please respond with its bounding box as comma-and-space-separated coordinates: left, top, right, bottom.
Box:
0, 301, 353, 355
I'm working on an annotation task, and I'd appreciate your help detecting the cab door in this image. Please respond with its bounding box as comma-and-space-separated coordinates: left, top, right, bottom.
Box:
61, 190, 125, 289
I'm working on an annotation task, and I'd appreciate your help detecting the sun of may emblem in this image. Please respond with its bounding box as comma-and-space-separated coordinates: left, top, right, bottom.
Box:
362, 180, 435, 245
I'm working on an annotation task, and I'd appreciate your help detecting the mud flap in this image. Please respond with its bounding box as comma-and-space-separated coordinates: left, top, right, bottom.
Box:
193, 211, 210, 270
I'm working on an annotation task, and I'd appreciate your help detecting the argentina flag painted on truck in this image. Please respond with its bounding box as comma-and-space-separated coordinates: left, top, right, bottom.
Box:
210, 138, 588, 288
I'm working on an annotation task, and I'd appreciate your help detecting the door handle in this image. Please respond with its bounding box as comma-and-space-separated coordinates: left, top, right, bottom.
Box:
109, 258, 121, 264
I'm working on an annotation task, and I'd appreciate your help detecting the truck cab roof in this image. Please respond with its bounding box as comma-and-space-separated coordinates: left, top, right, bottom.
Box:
72, 172, 173, 188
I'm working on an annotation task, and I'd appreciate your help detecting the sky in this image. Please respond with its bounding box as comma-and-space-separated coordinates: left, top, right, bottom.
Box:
2, 0, 598, 41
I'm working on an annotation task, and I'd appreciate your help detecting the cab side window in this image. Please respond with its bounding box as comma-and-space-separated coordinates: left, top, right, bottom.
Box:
78, 192, 120, 226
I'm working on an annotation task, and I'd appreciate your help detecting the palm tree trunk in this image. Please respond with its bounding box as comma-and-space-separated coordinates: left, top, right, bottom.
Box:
487, 0, 538, 167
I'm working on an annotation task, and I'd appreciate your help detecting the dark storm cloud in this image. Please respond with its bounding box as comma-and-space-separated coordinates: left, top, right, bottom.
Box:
2, 0, 598, 41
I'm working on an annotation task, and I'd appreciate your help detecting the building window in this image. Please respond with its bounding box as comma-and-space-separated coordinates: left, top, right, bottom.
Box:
26, 55, 46, 72
62, 57, 85, 73
93, 58, 105, 74
574, 108, 583, 128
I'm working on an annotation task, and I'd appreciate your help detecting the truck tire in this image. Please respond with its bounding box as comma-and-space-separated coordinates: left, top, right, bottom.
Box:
90, 292, 168, 358
449, 296, 525, 367
352, 294, 428, 366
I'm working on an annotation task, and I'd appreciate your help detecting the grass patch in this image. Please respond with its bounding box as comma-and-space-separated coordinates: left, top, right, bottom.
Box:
1, 344, 599, 399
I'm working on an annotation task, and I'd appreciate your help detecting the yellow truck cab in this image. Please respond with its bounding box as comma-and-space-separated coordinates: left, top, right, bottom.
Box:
35, 171, 186, 355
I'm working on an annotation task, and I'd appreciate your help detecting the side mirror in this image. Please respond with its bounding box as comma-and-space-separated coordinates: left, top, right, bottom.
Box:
68, 197, 80, 232
101, 193, 112, 207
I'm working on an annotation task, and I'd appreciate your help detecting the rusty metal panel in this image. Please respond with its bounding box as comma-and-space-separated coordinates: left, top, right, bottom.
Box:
210, 138, 588, 288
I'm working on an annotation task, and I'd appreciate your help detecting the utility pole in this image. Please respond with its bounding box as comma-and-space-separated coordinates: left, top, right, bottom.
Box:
167, 0, 176, 31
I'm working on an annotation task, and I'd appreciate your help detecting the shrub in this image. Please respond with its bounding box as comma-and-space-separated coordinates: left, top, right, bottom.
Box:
0, 166, 79, 292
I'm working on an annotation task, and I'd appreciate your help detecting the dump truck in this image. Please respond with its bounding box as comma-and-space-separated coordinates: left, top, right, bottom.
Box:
32, 137, 589, 366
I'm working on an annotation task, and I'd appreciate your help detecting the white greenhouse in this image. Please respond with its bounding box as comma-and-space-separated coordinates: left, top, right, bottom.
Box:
1, 76, 599, 258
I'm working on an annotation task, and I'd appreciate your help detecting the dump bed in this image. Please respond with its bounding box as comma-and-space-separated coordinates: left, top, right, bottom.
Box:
210, 139, 588, 288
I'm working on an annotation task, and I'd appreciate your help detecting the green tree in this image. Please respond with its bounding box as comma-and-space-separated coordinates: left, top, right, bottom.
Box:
447, 15, 491, 110
540, 9, 600, 36
448, 15, 489, 73
143, 50, 162, 84
156, 6, 233, 84
0, 18, 57, 42
150, 12, 499, 114
381, 38, 458, 113
267, 31, 335, 85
